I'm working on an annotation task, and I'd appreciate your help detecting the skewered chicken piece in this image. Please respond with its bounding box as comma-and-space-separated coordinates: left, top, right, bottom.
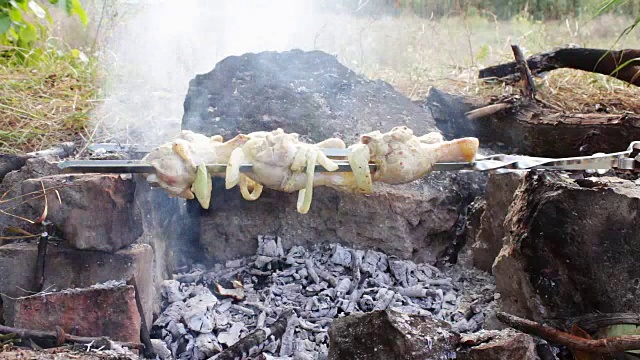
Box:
357, 126, 479, 185
143, 127, 480, 214
142, 130, 249, 208
225, 129, 348, 213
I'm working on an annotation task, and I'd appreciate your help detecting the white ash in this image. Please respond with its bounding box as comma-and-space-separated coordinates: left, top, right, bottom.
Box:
151, 237, 497, 359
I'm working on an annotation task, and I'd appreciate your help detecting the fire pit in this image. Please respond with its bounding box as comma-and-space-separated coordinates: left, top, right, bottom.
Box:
1, 49, 640, 360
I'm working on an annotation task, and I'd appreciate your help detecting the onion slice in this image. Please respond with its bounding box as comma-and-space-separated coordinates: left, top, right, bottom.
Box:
239, 175, 264, 201
192, 164, 212, 208
297, 149, 318, 214
226, 147, 245, 189
347, 143, 373, 194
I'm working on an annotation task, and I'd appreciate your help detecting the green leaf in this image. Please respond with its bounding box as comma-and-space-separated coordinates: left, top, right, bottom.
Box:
0, 12, 10, 35
61, 0, 87, 26
18, 21, 36, 43
8, 6, 23, 23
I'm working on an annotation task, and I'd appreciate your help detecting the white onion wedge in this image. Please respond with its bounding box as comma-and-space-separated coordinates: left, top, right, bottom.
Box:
191, 164, 212, 208
316, 151, 339, 172
239, 175, 264, 201
347, 143, 373, 194
290, 148, 308, 172
297, 150, 318, 214
226, 148, 245, 189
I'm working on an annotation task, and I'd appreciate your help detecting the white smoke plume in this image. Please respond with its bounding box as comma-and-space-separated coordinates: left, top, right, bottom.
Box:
91, 0, 331, 144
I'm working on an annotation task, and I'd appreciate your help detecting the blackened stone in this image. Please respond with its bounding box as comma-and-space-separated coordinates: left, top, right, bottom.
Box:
327, 309, 459, 360
181, 49, 439, 145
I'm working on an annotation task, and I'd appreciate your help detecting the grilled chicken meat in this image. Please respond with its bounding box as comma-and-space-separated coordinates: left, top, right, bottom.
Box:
142, 127, 480, 214
142, 130, 249, 201
359, 126, 479, 184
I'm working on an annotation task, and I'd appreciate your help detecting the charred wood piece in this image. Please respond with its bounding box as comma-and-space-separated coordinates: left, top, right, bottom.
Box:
127, 276, 155, 359
212, 309, 294, 360
479, 47, 640, 86
497, 311, 640, 354
511, 44, 537, 100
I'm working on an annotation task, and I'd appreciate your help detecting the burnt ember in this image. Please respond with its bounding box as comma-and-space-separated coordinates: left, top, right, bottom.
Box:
150, 236, 497, 359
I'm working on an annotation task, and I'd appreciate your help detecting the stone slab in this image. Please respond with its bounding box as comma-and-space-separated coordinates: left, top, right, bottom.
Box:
0, 243, 153, 329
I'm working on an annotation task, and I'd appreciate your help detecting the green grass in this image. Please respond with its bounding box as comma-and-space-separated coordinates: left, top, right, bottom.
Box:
0, 48, 100, 154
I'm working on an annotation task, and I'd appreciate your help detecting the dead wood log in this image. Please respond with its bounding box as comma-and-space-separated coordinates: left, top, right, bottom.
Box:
511, 44, 536, 100
0, 324, 143, 350
425, 88, 640, 158
479, 47, 640, 86
497, 312, 640, 354
214, 308, 294, 360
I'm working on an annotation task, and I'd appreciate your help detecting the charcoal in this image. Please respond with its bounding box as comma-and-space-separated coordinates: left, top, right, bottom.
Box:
154, 301, 186, 327
229, 304, 252, 316
279, 314, 299, 357
161, 280, 185, 304
151, 242, 497, 359
183, 293, 218, 333
374, 288, 395, 310
362, 250, 389, 274
329, 244, 352, 267
304, 258, 320, 285
334, 278, 351, 298
293, 350, 314, 360
257, 235, 284, 257
316, 268, 337, 287
173, 271, 204, 284
151, 339, 172, 360
187, 285, 210, 298
359, 295, 375, 312
216, 299, 232, 313
194, 333, 222, 359
217, 322, 245, 346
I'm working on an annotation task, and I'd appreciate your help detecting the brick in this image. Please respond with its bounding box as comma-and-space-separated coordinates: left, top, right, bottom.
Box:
14, 282, 141, 343
20, 174, 143, 252
0, 243, 153, 330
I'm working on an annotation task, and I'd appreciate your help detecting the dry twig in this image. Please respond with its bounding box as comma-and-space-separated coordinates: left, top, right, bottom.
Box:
0, 324, 142, 350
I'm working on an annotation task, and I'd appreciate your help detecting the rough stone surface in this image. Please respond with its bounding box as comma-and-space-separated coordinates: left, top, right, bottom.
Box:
327, 309, 460, 360
200, 172, 486, 264
18, 174, 143, 252
181, 49, 439, 145
467, 172, 525, 272
0, 157, 61, 238
14, 282, 141, 343
457, 329, 537, 360
0, 242, 153, 329
493, 172, 640, 322
0, 154, 28, 182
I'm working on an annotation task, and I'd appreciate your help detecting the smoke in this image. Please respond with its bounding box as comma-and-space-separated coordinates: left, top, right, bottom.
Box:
92, 0, 330, 145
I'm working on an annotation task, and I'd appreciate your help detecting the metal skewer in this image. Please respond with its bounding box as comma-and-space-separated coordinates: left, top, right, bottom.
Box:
60, 141, 640, 174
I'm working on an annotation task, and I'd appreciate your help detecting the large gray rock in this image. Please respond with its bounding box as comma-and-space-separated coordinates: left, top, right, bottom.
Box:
493, 172, 640, 322
182, 49, 486, 264
1, 157, 143, 253
328, 309, 460, 360
181, 49, 439, 145
457, 329, 537, 360
466, 172, 525, 272
201, 172, 485, 264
